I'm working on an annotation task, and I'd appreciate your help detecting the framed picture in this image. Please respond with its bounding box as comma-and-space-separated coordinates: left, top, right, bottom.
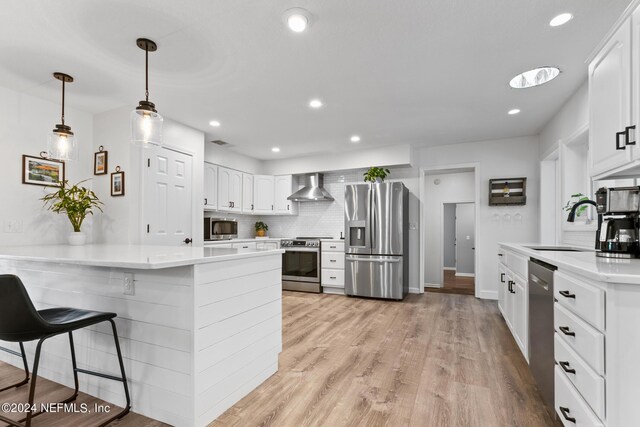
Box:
111, 167, 125, 197
94, 147, 108, 175
22, 155, 65, 187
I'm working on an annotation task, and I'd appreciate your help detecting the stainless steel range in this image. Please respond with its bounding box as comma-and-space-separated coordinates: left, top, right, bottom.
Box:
281, 237, 331, 293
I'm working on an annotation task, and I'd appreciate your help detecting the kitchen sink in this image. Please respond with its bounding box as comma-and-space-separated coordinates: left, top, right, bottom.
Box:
523, 245, 592, 252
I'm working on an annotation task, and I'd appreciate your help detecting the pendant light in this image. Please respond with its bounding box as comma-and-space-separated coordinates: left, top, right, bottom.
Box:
131, 38, 163, 146
48, 72, 78, 161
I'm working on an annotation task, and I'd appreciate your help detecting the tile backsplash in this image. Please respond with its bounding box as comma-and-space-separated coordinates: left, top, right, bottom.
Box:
204, 170, 364, 239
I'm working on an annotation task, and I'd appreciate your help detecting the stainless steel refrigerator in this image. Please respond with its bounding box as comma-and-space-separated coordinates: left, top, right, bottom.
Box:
344, 182, 408, 300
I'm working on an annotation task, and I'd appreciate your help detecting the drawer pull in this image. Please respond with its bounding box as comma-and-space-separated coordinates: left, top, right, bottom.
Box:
330, 246, 337, 249
559, 326, 576, 337
559, 361, 576, 375
559, 290, 576, 299
500, 273, 505, 283
330, 276, 336, 279
559, 406, 576, 423
330, 259, 337, 262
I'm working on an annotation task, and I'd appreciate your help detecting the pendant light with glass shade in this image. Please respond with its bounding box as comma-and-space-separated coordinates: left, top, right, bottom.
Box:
48, 72, 78, 161
131, 38, 163, 146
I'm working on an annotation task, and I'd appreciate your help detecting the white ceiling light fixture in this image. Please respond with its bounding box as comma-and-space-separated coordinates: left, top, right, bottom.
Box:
209, 120, 221, 127
509, 66, 560, 89
309, 99, 323, 109
508, 109, 521, 115
283, 8, 312, 33
131, 38, 163, 146
550, 13, 574, 27
272, 147, 281, 153
350, 135, 361, 143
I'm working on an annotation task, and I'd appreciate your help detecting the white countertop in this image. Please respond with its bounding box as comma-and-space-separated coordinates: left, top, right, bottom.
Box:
204, 237, 284, 245
320, 238, 344, 242
499, 243, 640, 284
0, 244, 284, 270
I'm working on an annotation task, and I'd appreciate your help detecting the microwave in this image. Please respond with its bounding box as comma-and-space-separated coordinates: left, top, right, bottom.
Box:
204, 218, 238, 241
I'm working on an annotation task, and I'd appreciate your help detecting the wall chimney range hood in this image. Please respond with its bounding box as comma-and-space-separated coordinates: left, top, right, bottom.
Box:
288, 173, 334, 202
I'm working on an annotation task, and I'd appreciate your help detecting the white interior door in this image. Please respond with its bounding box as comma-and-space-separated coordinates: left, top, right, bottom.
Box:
144, 146, 193, 245
455, 203, 475, 275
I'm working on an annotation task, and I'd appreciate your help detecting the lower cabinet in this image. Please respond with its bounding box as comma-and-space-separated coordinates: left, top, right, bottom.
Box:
321, 241, 345, 294
257, 241, 279, 250
497, 250, 528, 361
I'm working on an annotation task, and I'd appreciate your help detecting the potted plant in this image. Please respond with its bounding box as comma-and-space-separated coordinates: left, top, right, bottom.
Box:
41, 180, 103, 246
255, 221, 269, 237
563, 193, 590, 221
363, 167, 391, 183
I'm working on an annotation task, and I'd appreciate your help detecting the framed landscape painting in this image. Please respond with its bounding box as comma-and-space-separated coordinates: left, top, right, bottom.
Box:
94, 149, 108, 175
22, 155, 65, 187
111, 169, 125, 196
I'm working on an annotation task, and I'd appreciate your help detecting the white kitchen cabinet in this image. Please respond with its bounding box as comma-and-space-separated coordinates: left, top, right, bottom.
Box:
274, 175, 296, 214
321, 240, 345, 294
498, 263, 507, 318
512, 274, 528, 359
204, 162, 218, 210
497, 248, 527, 361
242, 173, 254, 214
589, 18, 632, 177
218, 167, 242, 213
257, 241, 279, 250
232, 242, 257, 252
253, 175, 275, 214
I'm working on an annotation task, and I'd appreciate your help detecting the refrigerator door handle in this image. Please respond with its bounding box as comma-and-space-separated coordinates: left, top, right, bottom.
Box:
370, 186, 376, 250
346, 256, 401, 263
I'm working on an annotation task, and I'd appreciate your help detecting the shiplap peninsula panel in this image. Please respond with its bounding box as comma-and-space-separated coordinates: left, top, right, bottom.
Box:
0, 248, 282, 427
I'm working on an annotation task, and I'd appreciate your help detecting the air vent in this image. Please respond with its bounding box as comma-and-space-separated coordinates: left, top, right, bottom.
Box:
211, 140, 230, 146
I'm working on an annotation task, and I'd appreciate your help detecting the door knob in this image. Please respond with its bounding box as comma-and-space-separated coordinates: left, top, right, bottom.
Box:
183, 238, 193, 244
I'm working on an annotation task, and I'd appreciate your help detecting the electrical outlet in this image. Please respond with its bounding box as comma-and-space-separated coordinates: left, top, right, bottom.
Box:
409, 222, 417, 230
123, 273, 135, 296
3, 220, 23, 233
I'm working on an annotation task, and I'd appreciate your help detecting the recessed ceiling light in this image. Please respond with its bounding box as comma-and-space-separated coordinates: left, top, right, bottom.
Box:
209, 120, 221, 127
509, 66, 560, 89
550, 13, 573, 27
272, 147, 280, 153
350, 135, 361, 143
309, 99, 323, 109
283, 8, 311, 33
508, 109, 521, 115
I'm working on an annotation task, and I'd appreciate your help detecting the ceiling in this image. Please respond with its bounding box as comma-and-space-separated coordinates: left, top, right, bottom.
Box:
0, 0, 631, 160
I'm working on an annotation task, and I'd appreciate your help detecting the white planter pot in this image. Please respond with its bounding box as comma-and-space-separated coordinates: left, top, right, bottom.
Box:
68, 232, 86, 246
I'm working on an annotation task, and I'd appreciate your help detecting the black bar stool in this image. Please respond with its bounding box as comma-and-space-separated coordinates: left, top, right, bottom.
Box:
0, 274, 131, 427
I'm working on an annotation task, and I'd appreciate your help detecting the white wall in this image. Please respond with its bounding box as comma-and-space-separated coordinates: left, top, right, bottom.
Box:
0, 86, 94, 246
205, 144, 263, 175
262, 144, 413, 175
93, 106, 205, 245
418, 136, 540, 299
539, 82, 588, 159
423, 172, 475, 286
443, 204, 456, 268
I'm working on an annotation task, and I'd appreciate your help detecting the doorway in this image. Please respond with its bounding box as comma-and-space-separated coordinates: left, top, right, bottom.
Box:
440, 202, 475, 295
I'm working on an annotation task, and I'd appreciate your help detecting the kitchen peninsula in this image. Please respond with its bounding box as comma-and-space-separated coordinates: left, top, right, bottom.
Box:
0, 244, 283, 427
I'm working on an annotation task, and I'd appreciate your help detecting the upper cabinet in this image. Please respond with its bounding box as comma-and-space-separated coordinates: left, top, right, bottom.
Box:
242, 173, 254, 214
588, 6, 640, 179
218, 166, 242, 213
589, 19, 632, 177
204, 162, 218, 210
274, 175, 296, 214
253, 175, 275, 214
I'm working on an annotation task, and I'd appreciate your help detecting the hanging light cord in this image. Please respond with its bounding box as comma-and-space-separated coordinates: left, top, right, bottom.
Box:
61, 79, 65, 125
145, 48, 149, 102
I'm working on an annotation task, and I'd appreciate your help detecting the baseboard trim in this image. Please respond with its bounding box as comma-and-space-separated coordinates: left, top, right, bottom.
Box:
455, 272, 475, 277
423, 283, 442, 288
478, 290, 498, 300
443, 267, 456, 271
408, 287, 421, 294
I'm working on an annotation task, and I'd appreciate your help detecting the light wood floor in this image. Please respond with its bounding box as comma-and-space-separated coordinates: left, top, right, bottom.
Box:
213, 291, 556, 427
426, 270, 475, 296
1, 292, 555, 427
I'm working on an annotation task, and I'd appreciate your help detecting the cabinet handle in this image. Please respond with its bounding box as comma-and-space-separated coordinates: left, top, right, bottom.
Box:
559, 326, 575, 337
330, 259, 336, 263
272, 205, 274, 210
500, 273, 505, 283
330, 276, 336, 280
559, 361, 576, 375
204, 198, 208, 205
617, 131, 627, 150
508, 280, 515, 293
251, 204, 254, 210
559, 407, 576, 423
559, 290, 576, 299
626, 125, 636, 145
498, 253, 503, 257
287, 204, 290, 210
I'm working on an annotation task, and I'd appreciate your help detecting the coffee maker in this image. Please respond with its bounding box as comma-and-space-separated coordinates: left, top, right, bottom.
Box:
595, 186, 640, 258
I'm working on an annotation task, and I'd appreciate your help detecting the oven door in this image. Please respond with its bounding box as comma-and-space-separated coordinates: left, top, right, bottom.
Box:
282, 248, 320, 282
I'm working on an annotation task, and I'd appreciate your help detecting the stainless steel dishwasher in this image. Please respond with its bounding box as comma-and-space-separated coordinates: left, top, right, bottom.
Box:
528, 257, 557, 414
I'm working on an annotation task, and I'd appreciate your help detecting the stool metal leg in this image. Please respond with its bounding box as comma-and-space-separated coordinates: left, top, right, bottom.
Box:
67, 332, 80, 399
0, 342, 29, 392
24, 337, 44, 427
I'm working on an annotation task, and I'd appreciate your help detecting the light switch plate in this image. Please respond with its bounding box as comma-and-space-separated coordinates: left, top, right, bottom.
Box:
123, 273, 135, 296
3, 219, 23, 233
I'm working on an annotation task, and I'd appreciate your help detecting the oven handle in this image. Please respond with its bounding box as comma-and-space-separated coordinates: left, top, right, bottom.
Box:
346, 256, 401, 263
283, 247, 320, 252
